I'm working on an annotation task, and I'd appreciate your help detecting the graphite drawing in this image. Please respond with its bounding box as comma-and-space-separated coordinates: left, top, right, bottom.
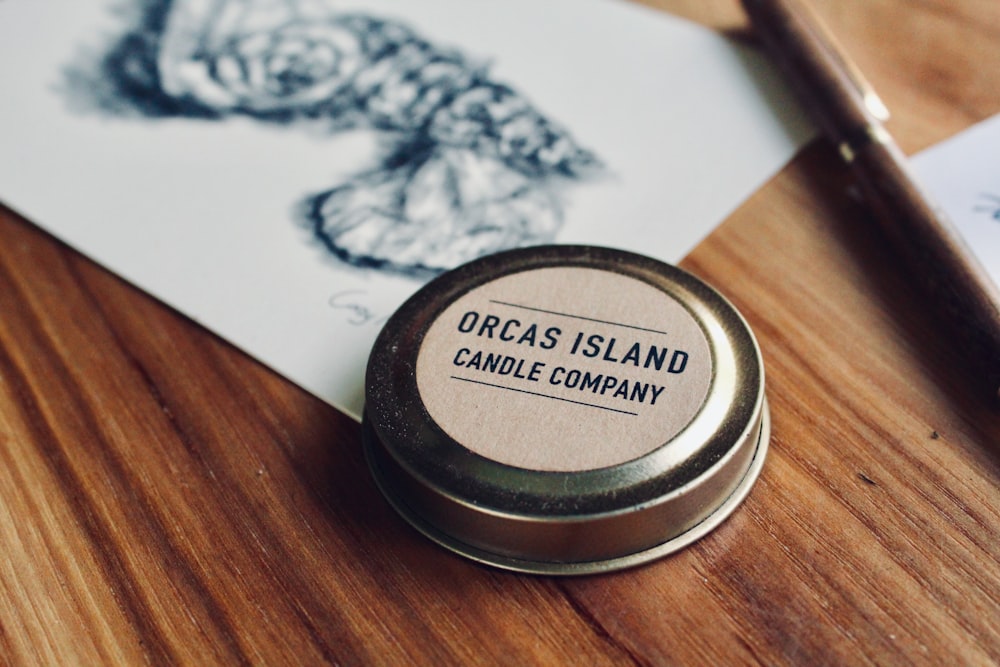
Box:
68, 0, 602, 276
976, 193, 1000, 221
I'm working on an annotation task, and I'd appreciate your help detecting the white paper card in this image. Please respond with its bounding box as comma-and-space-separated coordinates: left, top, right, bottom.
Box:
913, 113, 1000, 288
0, 0, 811, 418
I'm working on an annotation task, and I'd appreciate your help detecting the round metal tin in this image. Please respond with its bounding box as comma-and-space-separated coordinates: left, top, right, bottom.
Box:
363, 245, 768, 575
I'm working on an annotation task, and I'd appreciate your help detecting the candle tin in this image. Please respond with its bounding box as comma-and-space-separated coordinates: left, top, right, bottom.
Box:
363, 245, 768, 575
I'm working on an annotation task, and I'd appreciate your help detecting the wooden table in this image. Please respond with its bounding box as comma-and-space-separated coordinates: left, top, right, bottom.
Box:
2, 1, 998, 664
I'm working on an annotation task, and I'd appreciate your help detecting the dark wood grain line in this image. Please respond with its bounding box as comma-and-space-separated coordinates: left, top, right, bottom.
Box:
554, 581, 649, 667
0, 244, 258, 665
0, 306, 177, 664
734, 632, 772, 667
0, 612, 16, 664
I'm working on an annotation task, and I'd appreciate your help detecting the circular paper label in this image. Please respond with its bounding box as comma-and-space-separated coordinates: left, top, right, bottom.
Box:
415, 267, 713, 472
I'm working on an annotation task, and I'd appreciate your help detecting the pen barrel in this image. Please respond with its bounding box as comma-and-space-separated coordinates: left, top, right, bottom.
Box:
853, 141, 1000, 396
741, 0, 876, 147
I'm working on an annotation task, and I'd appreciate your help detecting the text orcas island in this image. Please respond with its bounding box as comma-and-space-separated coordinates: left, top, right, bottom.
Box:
449, 310, 691, 407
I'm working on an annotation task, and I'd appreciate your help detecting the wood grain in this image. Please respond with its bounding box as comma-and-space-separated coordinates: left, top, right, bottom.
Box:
2, 1, 999, 665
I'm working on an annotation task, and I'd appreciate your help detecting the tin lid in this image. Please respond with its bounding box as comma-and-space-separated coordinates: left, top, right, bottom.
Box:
363, 245, 768, 575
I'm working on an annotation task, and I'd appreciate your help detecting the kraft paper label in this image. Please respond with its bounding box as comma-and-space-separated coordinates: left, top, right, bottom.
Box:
415, 267, 712, 472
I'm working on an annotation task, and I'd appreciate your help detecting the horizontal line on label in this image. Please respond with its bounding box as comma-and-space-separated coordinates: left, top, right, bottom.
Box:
489, 300, 668, 335
449, 376, 639, 416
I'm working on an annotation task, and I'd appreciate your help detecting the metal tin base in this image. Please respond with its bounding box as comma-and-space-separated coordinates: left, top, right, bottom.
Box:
364, 402, 769, 576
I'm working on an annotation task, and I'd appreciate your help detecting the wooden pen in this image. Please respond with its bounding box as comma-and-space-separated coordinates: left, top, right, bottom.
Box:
741, 0, 1000, 400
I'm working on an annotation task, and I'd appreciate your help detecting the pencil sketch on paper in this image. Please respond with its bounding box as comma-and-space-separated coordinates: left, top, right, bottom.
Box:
975, 193, 1000, 221
64, 0, 603, 277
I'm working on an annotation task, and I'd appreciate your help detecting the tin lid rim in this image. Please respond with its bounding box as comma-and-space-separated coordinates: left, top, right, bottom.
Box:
364, 246, 764, 515
364, 401, 770, 575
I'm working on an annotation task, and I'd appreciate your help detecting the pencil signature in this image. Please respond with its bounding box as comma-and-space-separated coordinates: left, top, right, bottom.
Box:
328, 289, 389, 327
